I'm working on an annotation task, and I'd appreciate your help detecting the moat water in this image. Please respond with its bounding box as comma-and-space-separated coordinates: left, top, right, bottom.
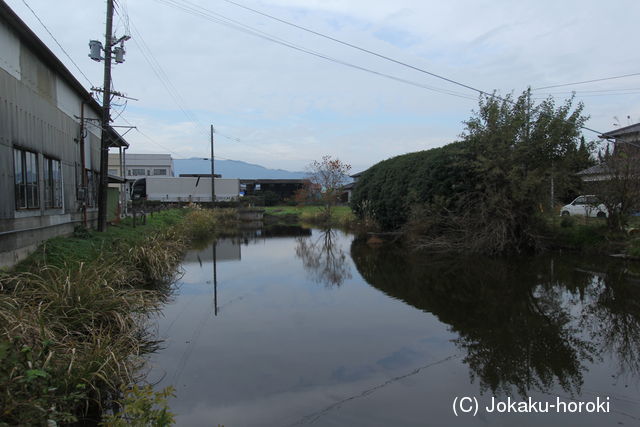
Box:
148, 226, 640, 426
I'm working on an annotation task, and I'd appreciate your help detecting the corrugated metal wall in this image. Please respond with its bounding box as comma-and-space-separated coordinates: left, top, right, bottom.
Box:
0, 17, 102, 248
0, 66, 96, 221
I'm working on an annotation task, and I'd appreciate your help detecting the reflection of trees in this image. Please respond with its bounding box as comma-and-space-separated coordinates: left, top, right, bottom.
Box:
582, 270, 640, 379
350, 240, 640, 397
296, 229, 351, 286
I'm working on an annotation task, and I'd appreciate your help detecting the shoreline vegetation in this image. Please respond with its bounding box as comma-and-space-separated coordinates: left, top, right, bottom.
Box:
265, 204, 640, 258
263, 205, 375, 232
2, 202, 637, 425
0, 207, 237, 425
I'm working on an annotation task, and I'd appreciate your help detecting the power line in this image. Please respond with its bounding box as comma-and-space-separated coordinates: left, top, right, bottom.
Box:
154, 0, 478, 101
118, 115, 236, 160
128, 19, 247, 143
540, 87, 640, 95
129, 22, 207, 137
157, 0, 604, 135
20, 0, 94, 87
184, 0, 487, 97
533, 91, 640, 99
532, 72, 640, 91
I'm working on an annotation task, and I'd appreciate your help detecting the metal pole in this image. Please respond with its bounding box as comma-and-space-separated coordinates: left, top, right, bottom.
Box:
79, 102, 88, 227
97, 0, 114, 232
210, 124, 215, 207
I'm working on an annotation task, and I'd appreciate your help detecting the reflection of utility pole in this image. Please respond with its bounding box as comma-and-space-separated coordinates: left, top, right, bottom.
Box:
550, 162, 555, 212
213, 240, 218, 316
210, 125, 215, 207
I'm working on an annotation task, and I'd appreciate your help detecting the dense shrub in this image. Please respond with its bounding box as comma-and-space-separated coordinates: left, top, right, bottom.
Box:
352, 91, 590, 254
351, 142, 470, 230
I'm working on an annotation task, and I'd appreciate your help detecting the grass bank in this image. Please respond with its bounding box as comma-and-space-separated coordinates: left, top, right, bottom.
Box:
0, 208, 237, 425
544, 215, 640, 256
264, 205, 360, 229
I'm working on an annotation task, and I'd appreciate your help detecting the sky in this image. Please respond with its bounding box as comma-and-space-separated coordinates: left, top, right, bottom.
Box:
5, 0, 640, 172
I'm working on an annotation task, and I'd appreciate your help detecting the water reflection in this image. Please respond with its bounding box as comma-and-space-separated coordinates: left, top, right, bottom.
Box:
295, 228, 352, 286
350, 239, 640, 397
582, 268, 640, 380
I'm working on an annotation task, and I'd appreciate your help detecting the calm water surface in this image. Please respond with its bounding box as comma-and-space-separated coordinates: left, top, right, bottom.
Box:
148, 227, 640, 426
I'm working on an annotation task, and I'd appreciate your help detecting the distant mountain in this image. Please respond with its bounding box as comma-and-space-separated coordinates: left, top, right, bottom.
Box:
173, 158, 307, 180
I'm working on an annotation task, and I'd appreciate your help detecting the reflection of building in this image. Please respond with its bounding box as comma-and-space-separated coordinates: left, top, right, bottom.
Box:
0, 2, 127, 267
182, 239, 242, 264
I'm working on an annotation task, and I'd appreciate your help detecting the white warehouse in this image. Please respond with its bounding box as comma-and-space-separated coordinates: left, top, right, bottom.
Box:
108, 153, 174, 179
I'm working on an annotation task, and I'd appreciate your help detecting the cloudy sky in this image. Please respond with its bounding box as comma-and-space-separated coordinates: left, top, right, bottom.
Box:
6, 0, 640, 172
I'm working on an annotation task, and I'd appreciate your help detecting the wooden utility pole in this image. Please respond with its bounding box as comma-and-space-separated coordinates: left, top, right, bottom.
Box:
97, 0, 114, 232
210, 124, 215, 206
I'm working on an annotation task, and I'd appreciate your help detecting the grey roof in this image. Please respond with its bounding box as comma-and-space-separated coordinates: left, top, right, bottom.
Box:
600, 122, 640, 139
107, 127, 129, 148
576, 164, 607, 176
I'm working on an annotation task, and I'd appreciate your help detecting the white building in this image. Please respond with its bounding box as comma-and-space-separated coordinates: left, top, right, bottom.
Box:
108, 153, 174, 180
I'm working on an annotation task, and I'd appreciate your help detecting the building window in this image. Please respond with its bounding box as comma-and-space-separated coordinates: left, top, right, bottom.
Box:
153, 168, 167, 176
14, 148, 39, 209
44, 156, 62, 208
129, 168, 145, 176
108, 168, 118, 176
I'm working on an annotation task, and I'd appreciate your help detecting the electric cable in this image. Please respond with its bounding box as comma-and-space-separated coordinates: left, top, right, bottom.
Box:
20, 0, 94, 87
533, 72, 640, 91
156, 0, 604, 135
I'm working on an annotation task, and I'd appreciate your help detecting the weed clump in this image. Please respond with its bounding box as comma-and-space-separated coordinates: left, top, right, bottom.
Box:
0, 208, 236, 425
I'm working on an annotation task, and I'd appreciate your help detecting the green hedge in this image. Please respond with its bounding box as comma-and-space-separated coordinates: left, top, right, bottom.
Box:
351, 141, 471, 229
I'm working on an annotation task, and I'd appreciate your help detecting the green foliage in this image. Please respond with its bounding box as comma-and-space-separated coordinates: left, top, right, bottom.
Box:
1, 208, 237, 425
560, 216, 576, 228
265, 205, 355, 228
627, 239, 640, 258
351, 142, 470, 229
0, 338, 86, 424
352, 90, 590, 253
256, 190, 281, 206
553, 223, 607, 249
101, 385, 175, 427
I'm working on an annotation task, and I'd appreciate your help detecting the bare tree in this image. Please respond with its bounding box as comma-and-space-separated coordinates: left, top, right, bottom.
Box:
306, 155, 351, 222
592, 147, 640, 230
295, 229, 351, 286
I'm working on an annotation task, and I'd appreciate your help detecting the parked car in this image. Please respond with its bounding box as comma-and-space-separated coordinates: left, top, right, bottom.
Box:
560, 195, 608, 218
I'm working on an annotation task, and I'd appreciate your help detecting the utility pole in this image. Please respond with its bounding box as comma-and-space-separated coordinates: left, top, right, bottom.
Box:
96, 0, 114, 232
210, 124, 215, 207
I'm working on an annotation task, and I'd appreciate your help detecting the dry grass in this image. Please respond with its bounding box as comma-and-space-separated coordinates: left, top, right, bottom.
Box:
0, 208, 237, 425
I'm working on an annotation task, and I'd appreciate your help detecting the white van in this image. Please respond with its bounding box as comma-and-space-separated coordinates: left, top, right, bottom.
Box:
560, 195, 607, 218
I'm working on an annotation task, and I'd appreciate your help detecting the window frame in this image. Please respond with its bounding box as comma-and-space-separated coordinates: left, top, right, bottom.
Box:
13, 147, 40, 210
43, 155, 63, 209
